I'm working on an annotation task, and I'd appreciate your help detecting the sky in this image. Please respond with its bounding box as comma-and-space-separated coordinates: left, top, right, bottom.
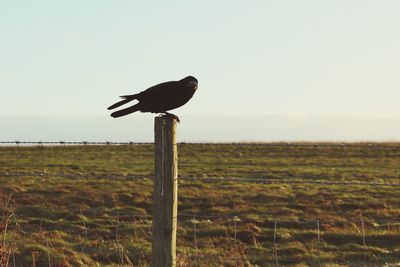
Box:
1, 1, 400, 141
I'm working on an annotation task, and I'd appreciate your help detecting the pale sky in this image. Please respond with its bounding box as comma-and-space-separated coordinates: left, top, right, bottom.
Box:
1, 1, 400, 141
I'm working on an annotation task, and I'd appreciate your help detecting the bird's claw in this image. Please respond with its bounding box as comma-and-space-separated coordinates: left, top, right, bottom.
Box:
164, 112, 180, 123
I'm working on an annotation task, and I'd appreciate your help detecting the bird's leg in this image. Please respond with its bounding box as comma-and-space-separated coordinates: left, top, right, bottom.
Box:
163, 112, 180, 123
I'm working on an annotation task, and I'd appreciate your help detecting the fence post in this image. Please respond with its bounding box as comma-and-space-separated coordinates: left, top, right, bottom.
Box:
152, 115, 178, 267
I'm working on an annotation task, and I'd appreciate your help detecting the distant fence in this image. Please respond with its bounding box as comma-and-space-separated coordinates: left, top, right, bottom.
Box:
2, 140, 400, 148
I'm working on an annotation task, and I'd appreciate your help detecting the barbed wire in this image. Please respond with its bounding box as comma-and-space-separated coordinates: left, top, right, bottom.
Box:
0, 141, 150, 145
0, 172, 149, 181
177, 213, 400, 225
2, 140, 400, 148
2, 206, 399, 226
2, 172, 400, 187
195, 176, 400, 187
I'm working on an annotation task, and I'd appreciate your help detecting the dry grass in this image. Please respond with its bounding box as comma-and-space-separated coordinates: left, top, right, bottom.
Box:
0, 195, 14, 267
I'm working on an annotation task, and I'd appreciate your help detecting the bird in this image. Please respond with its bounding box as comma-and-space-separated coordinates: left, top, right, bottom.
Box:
107, 76, 198, 122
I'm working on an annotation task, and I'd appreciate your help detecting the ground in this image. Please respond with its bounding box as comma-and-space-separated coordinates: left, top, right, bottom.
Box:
0, 143, 400, 266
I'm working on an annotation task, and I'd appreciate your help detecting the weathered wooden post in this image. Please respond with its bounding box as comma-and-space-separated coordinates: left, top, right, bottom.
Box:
152, 115, 178, 267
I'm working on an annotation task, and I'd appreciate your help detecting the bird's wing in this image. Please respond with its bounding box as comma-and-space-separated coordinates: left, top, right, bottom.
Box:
136, 81, 180, 101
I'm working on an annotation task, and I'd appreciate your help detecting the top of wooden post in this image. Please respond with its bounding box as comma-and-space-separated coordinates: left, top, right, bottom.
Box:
155, 114, 180, 124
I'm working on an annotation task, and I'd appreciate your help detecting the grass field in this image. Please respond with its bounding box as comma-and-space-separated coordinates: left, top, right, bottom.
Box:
1, 143, 400, 266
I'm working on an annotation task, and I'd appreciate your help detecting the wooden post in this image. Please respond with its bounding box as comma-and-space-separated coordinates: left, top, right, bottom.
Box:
152, 115, 178, 267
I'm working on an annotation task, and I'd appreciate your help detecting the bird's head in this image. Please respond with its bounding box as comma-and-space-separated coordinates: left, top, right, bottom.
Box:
181, 76, 198, 91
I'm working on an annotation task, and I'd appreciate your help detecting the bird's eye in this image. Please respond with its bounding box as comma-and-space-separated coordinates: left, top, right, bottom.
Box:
187, 81, 197, 89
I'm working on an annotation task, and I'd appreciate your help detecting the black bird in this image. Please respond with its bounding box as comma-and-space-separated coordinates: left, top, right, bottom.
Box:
108, 76, 198, 121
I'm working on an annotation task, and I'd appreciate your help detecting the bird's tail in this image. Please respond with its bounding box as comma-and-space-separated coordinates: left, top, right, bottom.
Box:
107, 94, 138, 110
110, 104, 141, 118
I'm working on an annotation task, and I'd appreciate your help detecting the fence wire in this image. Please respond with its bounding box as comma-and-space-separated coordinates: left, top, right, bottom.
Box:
2, 172, 400, 187
0, 141, 148, 145
2, 140, 400, 148
3, 205, 399, 225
